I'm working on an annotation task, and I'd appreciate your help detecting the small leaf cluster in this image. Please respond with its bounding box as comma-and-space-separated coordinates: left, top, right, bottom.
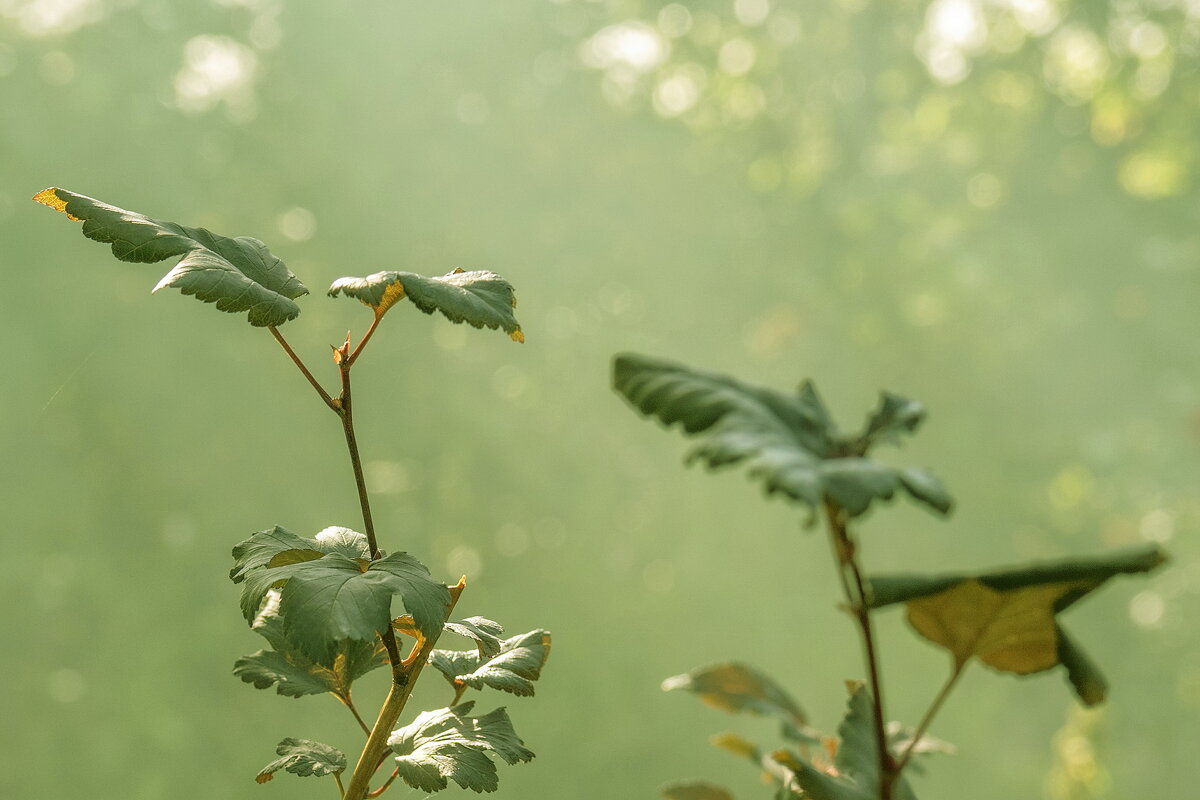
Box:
34, 187, 524, 340
35, 188, 542, 797
613, 353, 950, 519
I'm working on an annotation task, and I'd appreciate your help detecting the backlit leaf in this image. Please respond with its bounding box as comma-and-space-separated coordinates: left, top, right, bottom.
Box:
34, 188, 307, 327
661, 663, 811, 737
387, 701, 534, 793
443, 616, 506, 658
255, 738, 345, 783
867, 545, 1168, 704
612, 353, 952, 518
328, 269, 524, 341
430, 628, 552, 697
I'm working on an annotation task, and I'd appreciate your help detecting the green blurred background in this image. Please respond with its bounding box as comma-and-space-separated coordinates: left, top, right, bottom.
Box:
3, 0, 1198, 797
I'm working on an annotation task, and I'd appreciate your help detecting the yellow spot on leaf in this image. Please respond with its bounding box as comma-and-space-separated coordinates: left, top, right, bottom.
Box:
33, 187, 80, 220
375, 280, 407, 316
511, 329, 526, 343
906, 579, 1085, 673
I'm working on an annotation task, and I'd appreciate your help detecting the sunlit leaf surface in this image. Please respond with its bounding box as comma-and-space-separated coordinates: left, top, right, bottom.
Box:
34, 187, 307, 327
328, 268, 524, 341
430, 628, 551, 697
387, 701, 534, 793
255, 738, 345, 783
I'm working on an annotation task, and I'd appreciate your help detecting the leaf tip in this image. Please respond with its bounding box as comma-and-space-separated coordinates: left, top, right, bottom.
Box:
511, 328, 525, 343
33, 187, 79, 220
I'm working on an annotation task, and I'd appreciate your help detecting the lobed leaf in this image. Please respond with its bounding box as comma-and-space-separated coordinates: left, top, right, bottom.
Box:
255, 738, 345, 783
231, 526, 450, 666
430, 628, 552, 697
328, 269, 524, 341
34, 187, 308, 327
612, 353, 952, 518
387, 701, 534, 793
867, 544, 1167, 704
233, 598, 387, 698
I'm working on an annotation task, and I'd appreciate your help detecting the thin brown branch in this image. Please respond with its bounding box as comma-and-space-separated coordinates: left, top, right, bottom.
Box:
893, 661, 967, 775
366, 768, 401, 798
347, 313, 383, 367
269, 326, 338, 411
823, 500, 894, 800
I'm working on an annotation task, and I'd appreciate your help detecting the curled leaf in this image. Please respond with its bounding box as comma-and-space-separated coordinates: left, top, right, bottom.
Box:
387, 702, 534, 793
255, 738, 345, 783
328, 269, 524, 341
430, 628, 551, 697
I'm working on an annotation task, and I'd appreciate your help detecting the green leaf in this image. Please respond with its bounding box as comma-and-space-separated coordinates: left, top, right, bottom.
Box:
661, 663, 812, 738
661, 780, 737, 800
866, 544, 1168, 704
430, 628, 552, 697
885, 722, 955, 775
328, 269, 524, 341
768, 684, 919, 800
612, 353, 952, 518
233, 597, 387, 698
255, 738, 345, 783
444, 616, 506, 658
231, 526, 450, 665
387, 701, 534, 793
857, 392, 926, 450
34, 188, 308, 327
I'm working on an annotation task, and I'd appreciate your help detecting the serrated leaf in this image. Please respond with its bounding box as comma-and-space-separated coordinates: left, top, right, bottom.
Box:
230, 526, 324, 584
328, 269, 524, 341
768, 684, 919, 800
387, 701, 534, 793
232, 527, 450, 665
233, 603, 387, 698
661, 780, 737, 800
867, 545, 1167, 704
255, 738, 345, 783
34, 188, 307, 327
430, 628, 551, 697
612, 353, 952, 518
444, 616, 506, 658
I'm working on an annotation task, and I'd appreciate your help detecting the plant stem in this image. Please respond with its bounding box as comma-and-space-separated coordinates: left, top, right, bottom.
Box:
336, 360, 406, 678
823, 500, 893, 800
342, 579, 466, 800
893, 661, 967, 775
334, 772, 346, 797
366, 768, 401, 798
341, 692, 373, 737
347, 314, 383, 367
269, 326, 338, 411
